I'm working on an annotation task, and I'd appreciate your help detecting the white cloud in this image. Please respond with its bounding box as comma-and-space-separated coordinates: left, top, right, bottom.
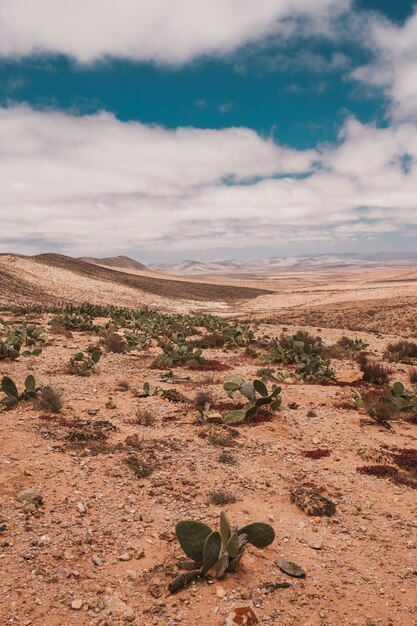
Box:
352, 9, 417, 120
0, 106, 416, 257
0, 0, 349, 64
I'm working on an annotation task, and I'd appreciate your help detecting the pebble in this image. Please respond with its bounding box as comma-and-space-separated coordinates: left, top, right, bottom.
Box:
226, 606, 259, 625
77, 501, 87, 514
16, 488, 43, 507
118, 552, 131, 561
71, 598, 83, 610
309, 537, 323, 550
216, 586, 226, 599
92, 555, 102, 566
104, 594, 135, 622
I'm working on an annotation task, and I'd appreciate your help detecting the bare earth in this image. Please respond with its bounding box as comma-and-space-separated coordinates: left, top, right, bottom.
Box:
0, 255, 416, 626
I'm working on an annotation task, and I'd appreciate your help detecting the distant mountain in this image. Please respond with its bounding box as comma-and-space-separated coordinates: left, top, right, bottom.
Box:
151, 253, 417, 276
79, 255, 152, 273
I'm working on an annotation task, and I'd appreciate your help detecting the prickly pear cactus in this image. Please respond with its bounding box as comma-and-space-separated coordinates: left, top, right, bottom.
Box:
238, 522, 275, 548
201, 531, 221, 575
175, 520, 213, 564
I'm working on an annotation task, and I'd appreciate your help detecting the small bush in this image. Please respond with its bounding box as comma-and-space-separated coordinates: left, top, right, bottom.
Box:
35, 386, 62, 413
384, 341, 417, 363
125, 456, 155, 478
209, 490, 237, 505
190, 332, 225, 349
359, 356, 391, 385
409, 368, 417, 385
135, 409, 155, 426
104, 332, 126, 354
217, 451, 237, 465
194, 390, 214, 407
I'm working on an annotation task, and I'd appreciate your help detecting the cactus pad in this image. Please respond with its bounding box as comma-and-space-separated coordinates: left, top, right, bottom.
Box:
226, 532, 240, 558
175, 520, 213, 564
238, 522, 275, 548
201, 531, 221, 575
220, 511, 231, 549
1, 376, 18, 400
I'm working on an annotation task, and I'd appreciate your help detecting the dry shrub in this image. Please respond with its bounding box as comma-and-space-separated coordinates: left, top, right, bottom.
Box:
409, 368, 417, 385
194, 390, 215, 407
104, 332, 126, 353
190, 332, 225, 349
135, 409, 156, 426
218, 451, 237, 465
359, 355, 391, 385
209, 490, 237, 505
35, 386, 62, 413
384, 341, 417, 362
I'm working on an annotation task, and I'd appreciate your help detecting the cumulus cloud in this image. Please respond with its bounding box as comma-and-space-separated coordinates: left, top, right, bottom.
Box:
0, 0, 349, 64
352, 9, 417, 120
0, 106, 416, 257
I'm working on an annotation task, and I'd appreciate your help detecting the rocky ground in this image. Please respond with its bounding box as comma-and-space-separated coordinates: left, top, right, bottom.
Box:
0, 307, 416, 626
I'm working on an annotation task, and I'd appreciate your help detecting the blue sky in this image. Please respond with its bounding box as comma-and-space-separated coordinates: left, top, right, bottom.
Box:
0, 1, 417, 261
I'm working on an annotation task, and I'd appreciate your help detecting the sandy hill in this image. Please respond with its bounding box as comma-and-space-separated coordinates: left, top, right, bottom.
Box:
79, 255, 154, 274
0, 253, 270, 311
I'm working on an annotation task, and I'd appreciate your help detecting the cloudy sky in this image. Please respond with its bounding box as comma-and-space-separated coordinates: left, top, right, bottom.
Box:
0, 0, 417, 262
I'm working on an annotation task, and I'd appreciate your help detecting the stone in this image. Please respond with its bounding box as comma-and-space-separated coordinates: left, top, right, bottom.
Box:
216, 586, 226, 599
118, 552, 131, 561
92, 555, 102, 566
104, 594, 135, 622
277, 557, 306, 578
77, 501, 87, 514
71, 598, 83, 610
16, 488, 42, 507
225, 605, 259, 625
309, 537, 323, 550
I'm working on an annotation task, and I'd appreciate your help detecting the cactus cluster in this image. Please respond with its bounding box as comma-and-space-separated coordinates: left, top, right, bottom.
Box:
1, 375, 38, 410
68, 350, 101, 376
169, 511, 275, 592
355, 381, 416, 429
0, 322, 44, 360
198, 377, 282, 424
265, 332, 334, 382
152, 342, 206, 368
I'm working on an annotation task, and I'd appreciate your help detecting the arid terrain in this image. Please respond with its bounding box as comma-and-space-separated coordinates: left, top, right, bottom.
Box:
0, 254, 416, 626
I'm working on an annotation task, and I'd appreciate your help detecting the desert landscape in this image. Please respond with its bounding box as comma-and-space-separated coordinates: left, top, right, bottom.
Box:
0, 253, 417, 626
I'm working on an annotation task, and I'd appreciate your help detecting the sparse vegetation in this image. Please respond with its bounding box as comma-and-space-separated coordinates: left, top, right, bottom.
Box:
35, 386, 62, 413
358, 354, 391, 385
168, 511, 274, 592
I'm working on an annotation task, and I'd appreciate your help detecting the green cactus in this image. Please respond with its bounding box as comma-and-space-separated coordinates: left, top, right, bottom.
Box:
201, 531, 221, 575
169, 511, 275, 593
1, 375, 39, 410
175, 520, 213, 564
68, 350, 101, 376
238, 522, 276, 548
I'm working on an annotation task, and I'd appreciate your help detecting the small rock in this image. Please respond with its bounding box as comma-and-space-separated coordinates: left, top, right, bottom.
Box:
225, 605, 259, 625
118, 552, 131, 561
216, 586, 226, 599
71, 598, 83, 610
309, 537, 323, 550
77, 502, 87, 515
312, 436, 320, 445
104, 594, 135, 622
16, 488, 42, 507
92, 555, 102, 566
277, 557, 306, 578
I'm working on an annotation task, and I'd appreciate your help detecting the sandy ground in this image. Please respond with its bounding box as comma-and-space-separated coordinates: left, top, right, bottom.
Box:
0, 306, 416, 626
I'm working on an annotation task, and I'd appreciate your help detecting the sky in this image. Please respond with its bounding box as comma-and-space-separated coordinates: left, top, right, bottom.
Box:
0, 1, 417, 262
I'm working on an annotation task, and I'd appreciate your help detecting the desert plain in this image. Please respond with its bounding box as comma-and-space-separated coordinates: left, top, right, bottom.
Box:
0, 253, 416, 626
